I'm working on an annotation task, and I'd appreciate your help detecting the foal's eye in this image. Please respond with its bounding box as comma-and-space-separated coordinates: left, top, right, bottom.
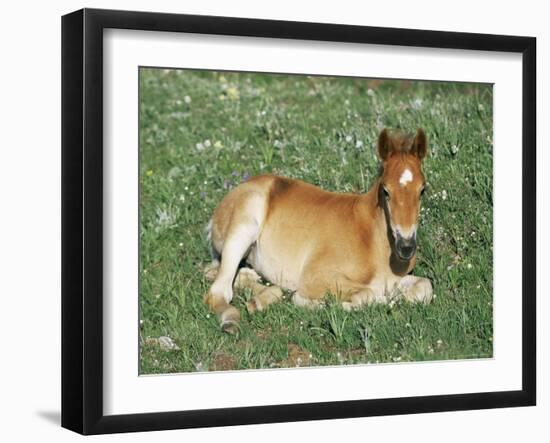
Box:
383, 187, 390, 199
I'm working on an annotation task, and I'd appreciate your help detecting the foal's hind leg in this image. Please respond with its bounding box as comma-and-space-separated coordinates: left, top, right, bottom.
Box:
204, 265, 283, 314
204, 193, 265, 333
234, 268, 284, 314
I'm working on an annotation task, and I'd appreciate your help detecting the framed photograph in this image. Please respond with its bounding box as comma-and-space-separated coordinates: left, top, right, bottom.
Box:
61, 8, 536, 435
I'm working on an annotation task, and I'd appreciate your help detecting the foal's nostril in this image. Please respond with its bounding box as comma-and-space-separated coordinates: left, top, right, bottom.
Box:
398, 244, 415, 259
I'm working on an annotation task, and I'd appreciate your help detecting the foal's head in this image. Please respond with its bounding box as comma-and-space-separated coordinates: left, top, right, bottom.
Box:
377, 128, 428, 261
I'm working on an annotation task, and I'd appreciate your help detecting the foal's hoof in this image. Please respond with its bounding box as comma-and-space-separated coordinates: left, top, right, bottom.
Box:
219, 305, 240, 334
246, 299, 259, 315
221, 320, 239, 335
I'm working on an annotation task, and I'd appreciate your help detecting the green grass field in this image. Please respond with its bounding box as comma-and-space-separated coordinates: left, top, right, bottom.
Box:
139, 68, 493, 374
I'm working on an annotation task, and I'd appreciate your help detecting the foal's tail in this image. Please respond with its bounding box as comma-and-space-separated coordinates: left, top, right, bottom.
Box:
201, 219, 220, 282
205, 218, 213, 243
204, 219, 221, 261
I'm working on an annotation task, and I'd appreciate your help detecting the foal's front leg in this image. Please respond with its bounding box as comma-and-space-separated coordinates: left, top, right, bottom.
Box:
396, 275, 433, 304
296, 271, 388, 311
341, 287, 388, 311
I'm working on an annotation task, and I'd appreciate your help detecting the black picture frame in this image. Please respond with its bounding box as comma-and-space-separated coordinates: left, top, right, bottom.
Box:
61, 8, 536, 435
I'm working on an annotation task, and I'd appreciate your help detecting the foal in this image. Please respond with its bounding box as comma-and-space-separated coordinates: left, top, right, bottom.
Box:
204, 128, 433, 333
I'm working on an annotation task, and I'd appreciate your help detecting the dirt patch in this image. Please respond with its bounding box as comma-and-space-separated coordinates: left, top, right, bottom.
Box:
255, 325, 288, 341
210, 352, 237, 371
318, 343, 369, 365
255, 328, 272, 341
280, 343, 312, 368
343, 349, 368, 364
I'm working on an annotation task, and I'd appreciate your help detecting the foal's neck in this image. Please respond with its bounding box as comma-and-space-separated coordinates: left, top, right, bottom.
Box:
356, 178, 384, 223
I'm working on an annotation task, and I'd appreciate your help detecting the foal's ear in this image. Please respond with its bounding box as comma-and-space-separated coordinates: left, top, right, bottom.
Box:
377, 128, 391, 160
412, 128, 428, 160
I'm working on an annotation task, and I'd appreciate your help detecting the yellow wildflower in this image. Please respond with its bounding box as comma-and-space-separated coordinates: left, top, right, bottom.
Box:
227, 87, 239, 100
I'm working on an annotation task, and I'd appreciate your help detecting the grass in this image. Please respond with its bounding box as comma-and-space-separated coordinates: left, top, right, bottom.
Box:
139, 68, 493, 374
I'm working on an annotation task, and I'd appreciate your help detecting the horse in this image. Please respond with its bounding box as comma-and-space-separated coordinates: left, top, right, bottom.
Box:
203, 128, 433, 333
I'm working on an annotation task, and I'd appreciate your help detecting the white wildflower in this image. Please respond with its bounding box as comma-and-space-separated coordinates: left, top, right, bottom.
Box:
184, 95, 192, 104
411, 98, 423, 110
367, 88, 375, 97
451, 145, 459, 155
441, 190, 448, 200
204, 139, 211, 148
196, 142, 205, 151
345, 135, 353, 143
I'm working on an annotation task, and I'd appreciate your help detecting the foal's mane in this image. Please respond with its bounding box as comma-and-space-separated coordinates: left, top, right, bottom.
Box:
376, 130, 415, 177
387, 131, 415, 154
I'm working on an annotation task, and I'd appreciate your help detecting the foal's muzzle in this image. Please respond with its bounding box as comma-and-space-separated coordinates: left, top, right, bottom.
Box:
395, 232, 416, 260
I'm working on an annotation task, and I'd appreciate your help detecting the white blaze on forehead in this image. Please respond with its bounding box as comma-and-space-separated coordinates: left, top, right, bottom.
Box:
399, 168, 413, 186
